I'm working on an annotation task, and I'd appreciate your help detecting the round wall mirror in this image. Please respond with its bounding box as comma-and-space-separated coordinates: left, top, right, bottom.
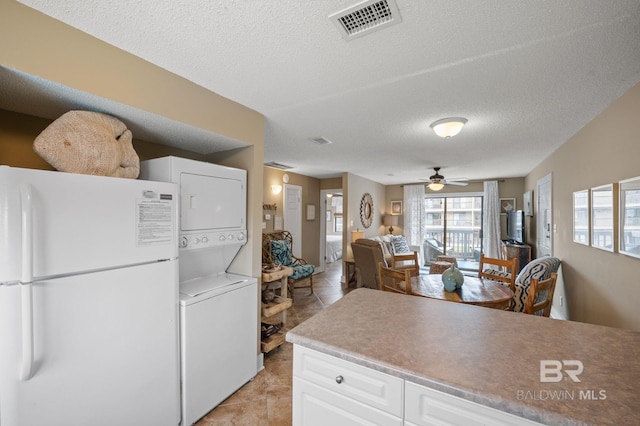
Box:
360, 193, 374, 228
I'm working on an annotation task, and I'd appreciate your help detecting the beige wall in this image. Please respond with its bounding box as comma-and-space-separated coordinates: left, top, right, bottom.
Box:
525, 82, 640, 331
345, 173, 387, 262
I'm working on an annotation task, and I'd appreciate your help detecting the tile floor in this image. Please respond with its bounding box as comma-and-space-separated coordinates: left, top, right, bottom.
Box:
196, 261, 348, 425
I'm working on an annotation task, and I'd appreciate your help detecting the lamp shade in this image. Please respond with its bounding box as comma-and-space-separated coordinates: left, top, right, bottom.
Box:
271, 184, 282, 194
430, 117, 467, 138
351, 230, 365, 242
383, 215, 399, 226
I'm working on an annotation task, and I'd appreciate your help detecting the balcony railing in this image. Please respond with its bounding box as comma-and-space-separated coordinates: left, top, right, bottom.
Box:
423, 229, 481, 266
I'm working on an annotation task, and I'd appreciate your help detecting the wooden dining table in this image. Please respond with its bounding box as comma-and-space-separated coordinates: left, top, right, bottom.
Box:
410, 274, 514, 310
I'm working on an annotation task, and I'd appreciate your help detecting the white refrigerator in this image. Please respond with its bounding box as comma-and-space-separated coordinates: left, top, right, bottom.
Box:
0, 166, 181, 426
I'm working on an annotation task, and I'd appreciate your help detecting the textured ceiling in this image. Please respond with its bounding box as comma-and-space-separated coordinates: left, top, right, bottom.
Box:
13, 0, 640, 185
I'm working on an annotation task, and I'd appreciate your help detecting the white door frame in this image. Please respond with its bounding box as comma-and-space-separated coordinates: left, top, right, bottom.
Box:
536, 173, 553, 257
283, 184, 302, 258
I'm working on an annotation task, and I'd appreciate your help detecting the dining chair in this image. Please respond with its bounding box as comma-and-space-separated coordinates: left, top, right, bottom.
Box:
377, 262, 413, 295
390, 251, 420, 277
478, 254, 518, 293
524, 273, 558, 317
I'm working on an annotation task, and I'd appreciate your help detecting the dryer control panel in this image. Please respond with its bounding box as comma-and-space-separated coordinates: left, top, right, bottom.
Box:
179, 230, 246, 250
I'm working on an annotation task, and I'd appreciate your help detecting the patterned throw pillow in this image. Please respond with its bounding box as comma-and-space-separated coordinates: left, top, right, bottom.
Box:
391, 235, 411, 254
270, 240, 292, 266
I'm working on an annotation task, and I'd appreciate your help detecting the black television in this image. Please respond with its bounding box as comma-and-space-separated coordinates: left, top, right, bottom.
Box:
506, 210, 525, 245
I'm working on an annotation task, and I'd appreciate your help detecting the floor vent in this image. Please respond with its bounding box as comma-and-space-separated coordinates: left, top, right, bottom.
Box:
310, 137, 333, 145
264, 161, 293, 170
329, 0, 402, 40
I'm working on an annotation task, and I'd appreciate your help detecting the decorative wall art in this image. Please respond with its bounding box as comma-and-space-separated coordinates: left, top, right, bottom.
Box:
360, 193, 374, 228
306, 204, 316, 221
619, 176, 640, 259
391, 200, 403, 215
500, 198, 516, 214
523, 190, 533, 216
573, 189, 589, 245
591, 184, 616, 252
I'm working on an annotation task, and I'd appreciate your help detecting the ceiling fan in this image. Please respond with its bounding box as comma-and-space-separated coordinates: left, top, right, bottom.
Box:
422, 167, 468, 191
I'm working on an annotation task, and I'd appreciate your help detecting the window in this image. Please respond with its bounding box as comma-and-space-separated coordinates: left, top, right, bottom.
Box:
334, 216, 343, 233
423, 194, 483, 270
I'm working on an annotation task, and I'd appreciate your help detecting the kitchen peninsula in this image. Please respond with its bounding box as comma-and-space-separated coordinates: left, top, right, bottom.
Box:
286, 288, 640, 425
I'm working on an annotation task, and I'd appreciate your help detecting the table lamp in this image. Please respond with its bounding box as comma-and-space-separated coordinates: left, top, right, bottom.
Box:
383, 215, 399, 234
351, 229, 365, 242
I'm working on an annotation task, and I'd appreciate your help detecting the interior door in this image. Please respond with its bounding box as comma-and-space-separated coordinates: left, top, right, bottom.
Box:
536, 173, 553, 256
284, 184, 302, 258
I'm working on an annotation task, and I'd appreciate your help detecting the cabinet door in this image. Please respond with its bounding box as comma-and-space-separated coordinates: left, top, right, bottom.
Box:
293, 346, 403, 417
405, 382, 542, 426
293, 377, 402, 426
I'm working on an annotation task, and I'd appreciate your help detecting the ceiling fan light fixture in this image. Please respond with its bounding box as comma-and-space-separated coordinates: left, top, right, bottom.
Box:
428, 182, 445, 191
430, 117, 468, 138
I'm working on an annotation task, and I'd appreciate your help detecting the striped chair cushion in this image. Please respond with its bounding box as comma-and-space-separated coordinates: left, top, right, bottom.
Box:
513, 256, 561, 312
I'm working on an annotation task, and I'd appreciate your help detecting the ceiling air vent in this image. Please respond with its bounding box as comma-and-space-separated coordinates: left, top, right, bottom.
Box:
309, 137, 333, 145
264, 161, 293, 170
329, 0, 402, 40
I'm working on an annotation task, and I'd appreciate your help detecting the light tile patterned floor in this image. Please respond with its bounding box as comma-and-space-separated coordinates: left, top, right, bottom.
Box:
196, 261, 347, 425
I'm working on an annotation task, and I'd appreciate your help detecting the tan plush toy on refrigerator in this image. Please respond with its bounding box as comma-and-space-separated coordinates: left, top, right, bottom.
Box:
33, 110, 140, 178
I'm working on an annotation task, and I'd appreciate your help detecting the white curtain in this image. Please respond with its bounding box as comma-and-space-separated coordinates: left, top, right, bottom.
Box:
482, 180, 502, 259
403, 184, 425, 249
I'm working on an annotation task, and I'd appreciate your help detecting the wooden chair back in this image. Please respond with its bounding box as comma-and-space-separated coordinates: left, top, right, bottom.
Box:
478, 254, 518, 293
377, 262, 412, 295
390, 251, 420, 277
524, 273, 558, 317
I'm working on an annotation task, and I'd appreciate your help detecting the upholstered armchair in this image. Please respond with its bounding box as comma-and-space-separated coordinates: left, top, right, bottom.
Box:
262, 231, 315, 301
351, 239, 386, 290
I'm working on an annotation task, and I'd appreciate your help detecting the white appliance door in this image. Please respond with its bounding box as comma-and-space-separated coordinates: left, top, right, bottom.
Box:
180, 173, 244, 231
180, 280, 258, 425
0, 166, 178, 283
0, 260, 180, 426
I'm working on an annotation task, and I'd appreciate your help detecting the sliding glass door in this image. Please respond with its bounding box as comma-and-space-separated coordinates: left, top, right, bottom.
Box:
423, 195, 483, 271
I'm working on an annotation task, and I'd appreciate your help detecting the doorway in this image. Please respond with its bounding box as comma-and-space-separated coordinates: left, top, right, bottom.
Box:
319, 189, 343, 273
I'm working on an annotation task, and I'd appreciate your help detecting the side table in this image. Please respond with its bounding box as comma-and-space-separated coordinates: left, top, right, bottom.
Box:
260, 266, 293, 353
343, 259, 357, 290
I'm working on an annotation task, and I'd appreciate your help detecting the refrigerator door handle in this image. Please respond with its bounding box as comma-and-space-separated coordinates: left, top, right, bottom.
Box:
19, 183, 35, 381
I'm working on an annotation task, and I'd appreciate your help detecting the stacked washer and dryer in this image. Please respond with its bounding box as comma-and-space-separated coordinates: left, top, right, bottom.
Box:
140, 156, 258, 426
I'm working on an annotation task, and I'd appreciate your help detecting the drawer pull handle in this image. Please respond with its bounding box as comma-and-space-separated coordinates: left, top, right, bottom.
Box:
335, 375, 344, 384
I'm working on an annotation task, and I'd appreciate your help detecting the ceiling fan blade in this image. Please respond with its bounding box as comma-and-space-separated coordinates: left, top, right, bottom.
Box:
444, 180, 468, 186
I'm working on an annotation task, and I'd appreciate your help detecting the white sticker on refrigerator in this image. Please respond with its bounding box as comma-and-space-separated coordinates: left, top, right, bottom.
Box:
136, 198, 173, 246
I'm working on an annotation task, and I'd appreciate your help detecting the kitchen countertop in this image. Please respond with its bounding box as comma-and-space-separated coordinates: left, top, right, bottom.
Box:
286, 288, 640, 425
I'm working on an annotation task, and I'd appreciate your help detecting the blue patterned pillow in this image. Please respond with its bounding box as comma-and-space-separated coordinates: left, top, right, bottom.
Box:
391, 235, 411, 254
513, 257, 561, 312
271, 240, 292, 266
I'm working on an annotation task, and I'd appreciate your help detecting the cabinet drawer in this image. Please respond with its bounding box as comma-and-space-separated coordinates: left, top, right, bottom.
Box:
405, 382, 542, 426
293, 346, 403, 417
293, 377, 403, 426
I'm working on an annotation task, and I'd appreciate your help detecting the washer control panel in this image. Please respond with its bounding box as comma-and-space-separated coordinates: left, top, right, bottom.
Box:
179, 230, 246, 250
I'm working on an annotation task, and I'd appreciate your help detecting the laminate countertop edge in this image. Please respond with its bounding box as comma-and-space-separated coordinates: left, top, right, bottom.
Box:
286, 288, 640, 426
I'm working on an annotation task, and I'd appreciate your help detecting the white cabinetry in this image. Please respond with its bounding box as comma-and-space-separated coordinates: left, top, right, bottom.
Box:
292, 345, 543, 426
405, 382, 542, 426
293, 346, 403, 425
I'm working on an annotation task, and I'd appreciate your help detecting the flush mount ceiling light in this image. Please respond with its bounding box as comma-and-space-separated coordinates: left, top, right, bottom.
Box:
430, 117, 468, 138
